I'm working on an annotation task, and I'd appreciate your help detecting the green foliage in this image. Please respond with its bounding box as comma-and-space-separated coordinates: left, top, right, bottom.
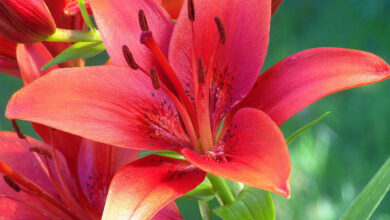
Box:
78, 0, 95, 30
42, 42, 105, 70
213, 187, 275, 220
341, 157, 390, 220
286, 111, 330, 145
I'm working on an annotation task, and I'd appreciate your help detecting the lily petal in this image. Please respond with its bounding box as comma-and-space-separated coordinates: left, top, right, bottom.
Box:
0, 59, 19, 77
6, 66, 190, 151
90, 0, 174, 66
0, 36, 17, 63
182, 108, 291, 197
102, 155, 205, 220
16, 42, 82, 175
272, 0, 283, 15
169, 0, 271, 129
16, 43, 58, 85
0, 131, 59, 219
153, 202, 183, 220
77, 139, 139, 213
161, 0, 184, 19
240, 47, 390, 125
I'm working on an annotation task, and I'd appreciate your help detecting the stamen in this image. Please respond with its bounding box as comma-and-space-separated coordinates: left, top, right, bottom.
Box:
3, 175, 21, 192
150, 67, 161, 90
140, 30, 199, 132
187, 0, 195, 21
29, 146, 53, 159
0, 161, 78, 219
122, 45, 139, 70
11, 120, 25, 139
138, 10, 149, 31
214, 17, 226, 44
197, 58, 205, 83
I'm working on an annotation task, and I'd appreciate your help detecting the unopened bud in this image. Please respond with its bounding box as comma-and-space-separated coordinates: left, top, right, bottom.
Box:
0, 0, 56, 43
0, 36, 17, 63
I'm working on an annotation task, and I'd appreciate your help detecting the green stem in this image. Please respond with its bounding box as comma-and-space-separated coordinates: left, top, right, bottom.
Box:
198, 200, 213, 220
46, 28, 102, 43
207, 174, 235, 205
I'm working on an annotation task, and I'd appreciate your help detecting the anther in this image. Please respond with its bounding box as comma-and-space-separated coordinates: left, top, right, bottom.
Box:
122, 45, 139, 70
197, 58, 205, 83
138, 10, 149, 31
3, 175, 21, 192
11, 120, 25, 139
150, 67, 160, 90
214, 17, 226, 44
188, 0, 195, 21
29, 146, 53, 159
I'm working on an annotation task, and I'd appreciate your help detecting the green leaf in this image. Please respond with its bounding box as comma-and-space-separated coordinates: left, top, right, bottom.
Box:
78, 0, 95, 30
185, 178, 215, 201
340, 157, 390, 220
213, 186, 275, 220
286, 111, 330, 145
198, 200, 214, 220
138, 150, 183, 159
42, 42, 105, 70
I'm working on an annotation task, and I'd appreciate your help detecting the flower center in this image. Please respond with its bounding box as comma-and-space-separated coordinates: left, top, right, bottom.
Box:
122, 3, 228, 155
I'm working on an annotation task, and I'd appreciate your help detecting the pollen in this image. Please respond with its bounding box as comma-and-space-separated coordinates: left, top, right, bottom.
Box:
29, 146, 53, 159
138, 10, 149, 31
3, 175, 21, 192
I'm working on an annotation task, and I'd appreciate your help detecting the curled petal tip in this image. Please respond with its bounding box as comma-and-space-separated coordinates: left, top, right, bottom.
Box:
275, 181, 290, 198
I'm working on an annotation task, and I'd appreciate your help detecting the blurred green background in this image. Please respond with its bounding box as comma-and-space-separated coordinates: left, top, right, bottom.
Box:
1, 0, 390, 219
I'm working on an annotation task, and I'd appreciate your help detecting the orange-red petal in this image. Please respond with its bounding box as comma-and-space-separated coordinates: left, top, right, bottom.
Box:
77, 139, 139, 213
272, 0, 283, 15
6, 66, 190, 151
90, 0, 173, 66
240, 47, 390, 126
102, 155, 205, 220
169, 0, 271, 130
182, 108, 291, 197
161, 0, 184, 19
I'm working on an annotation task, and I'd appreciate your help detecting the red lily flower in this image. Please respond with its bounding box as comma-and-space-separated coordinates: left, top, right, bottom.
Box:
5, 0, 390, 218
0, 130, 182, 219
0, 30, 183, 219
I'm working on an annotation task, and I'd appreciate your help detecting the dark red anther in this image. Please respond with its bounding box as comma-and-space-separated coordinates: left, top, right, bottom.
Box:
29, 146, 53, 159
11, 120, 25, 139
138, 10, 149, 31
214, 17, 226, 44
122, 45, 139, 70
197, 58, 205, 83
3, 175, 20, 192
188, 0, 195, 21
150, 67, 160, 90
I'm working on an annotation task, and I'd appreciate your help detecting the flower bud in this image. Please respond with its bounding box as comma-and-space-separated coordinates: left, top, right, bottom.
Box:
0, 35, 17, 62
0, 0, 56, 43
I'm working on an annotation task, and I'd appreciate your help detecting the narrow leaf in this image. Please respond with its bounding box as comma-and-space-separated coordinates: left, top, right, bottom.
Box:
42, 42, 105, 70
213, 186, 275, 220
139, 150, 183, 159
198, 200, 213, 220
286, 111, 330, 145
78, 0, 95, 30
341, 157, 390, 220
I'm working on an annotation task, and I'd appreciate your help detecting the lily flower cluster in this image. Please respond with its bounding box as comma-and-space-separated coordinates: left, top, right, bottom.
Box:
0, 0, 389, 219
